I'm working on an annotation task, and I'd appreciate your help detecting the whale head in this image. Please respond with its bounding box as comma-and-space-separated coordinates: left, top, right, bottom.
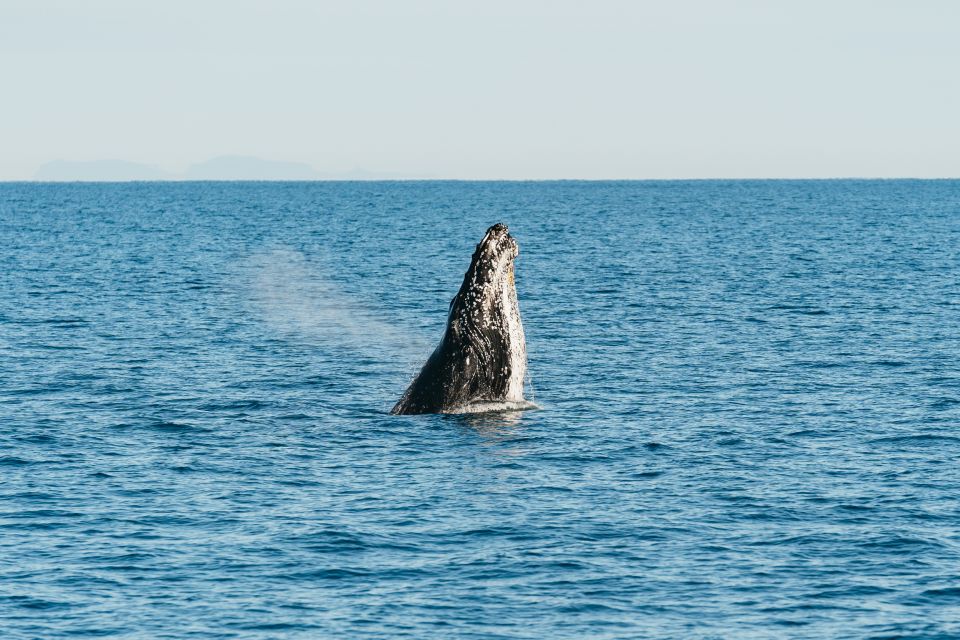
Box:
457, 222, 519, 292
449, 222, 519, 319
392, 223, 527, 414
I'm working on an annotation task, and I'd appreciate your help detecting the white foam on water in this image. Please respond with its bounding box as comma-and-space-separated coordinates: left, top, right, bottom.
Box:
443, 399, 541, 414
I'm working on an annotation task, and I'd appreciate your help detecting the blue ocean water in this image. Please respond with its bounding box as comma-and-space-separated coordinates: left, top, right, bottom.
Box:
2, 180, 959, 639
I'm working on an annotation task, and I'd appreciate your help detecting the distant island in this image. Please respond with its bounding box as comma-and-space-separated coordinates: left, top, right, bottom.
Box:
33, 156, 428, 181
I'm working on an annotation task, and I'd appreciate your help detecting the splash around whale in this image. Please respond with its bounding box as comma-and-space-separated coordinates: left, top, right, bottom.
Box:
391, 223, 534, 415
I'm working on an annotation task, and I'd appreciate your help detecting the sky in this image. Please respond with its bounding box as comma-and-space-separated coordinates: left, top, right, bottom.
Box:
1, 0, 958, 180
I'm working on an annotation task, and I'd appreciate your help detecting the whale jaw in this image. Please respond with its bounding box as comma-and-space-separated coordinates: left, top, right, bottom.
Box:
391, 223, 527, 415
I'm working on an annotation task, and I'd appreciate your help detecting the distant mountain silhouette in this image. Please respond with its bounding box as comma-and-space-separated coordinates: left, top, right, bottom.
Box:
34, 159, 173, 181
183, 156, 320, 180
32, 157, 431, 181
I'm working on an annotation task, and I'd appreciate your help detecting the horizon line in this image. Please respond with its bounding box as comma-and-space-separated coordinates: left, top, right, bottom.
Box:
2, 177, 960, 184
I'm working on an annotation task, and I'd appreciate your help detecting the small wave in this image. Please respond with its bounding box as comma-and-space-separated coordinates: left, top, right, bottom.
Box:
1, 595, 72, 611
144, 420, 212, 434
0, 456, 32, 466
768, 304, 829, 315
870, 434, 960, 446
286, 567, 372, 580
443, 400, 541, 414
237, 623, 320, 632
8, 385, 62, 397
200, 399, 269, 411
15, 433, 57, 444
922, 586, 960, 599
931, 396, 960, 409
870, 360, 908, 367
47, 318, 89, 326
294, 528, 367, 552
811, 585, 894, 599
786, 429, 823, 437
858, 534, 941, 550
796, 360, 846, 369
276, 412, 313, 421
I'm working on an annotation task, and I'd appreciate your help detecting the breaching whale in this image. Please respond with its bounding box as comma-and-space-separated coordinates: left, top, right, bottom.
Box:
391, 223, 527, 415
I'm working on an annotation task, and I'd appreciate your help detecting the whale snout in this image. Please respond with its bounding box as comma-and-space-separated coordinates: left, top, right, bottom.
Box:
482, 222, 518, 258
483, 223, 510, 246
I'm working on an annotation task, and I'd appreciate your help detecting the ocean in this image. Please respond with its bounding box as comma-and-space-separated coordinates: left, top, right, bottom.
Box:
2, 180, 959, 638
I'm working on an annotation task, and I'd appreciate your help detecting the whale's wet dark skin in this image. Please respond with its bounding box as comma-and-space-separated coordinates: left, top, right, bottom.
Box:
392, 223, 527, 415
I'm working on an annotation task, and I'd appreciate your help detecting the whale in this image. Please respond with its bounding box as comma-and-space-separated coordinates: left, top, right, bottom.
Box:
391, 223, 527, 415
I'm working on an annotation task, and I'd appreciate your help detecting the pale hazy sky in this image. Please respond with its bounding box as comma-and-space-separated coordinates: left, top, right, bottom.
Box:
2, 0, 958, 179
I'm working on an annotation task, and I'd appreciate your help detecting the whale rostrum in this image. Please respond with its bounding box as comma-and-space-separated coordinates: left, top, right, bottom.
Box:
391, 223, 527, 415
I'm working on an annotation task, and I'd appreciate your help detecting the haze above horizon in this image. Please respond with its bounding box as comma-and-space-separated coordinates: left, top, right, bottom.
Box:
2, 1, 958, 180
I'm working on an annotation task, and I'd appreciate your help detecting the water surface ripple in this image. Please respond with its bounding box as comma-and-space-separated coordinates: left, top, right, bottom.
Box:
2, 181, 960, 638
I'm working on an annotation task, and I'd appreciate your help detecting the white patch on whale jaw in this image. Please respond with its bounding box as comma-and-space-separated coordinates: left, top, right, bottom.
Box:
499, 265, 526, 403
